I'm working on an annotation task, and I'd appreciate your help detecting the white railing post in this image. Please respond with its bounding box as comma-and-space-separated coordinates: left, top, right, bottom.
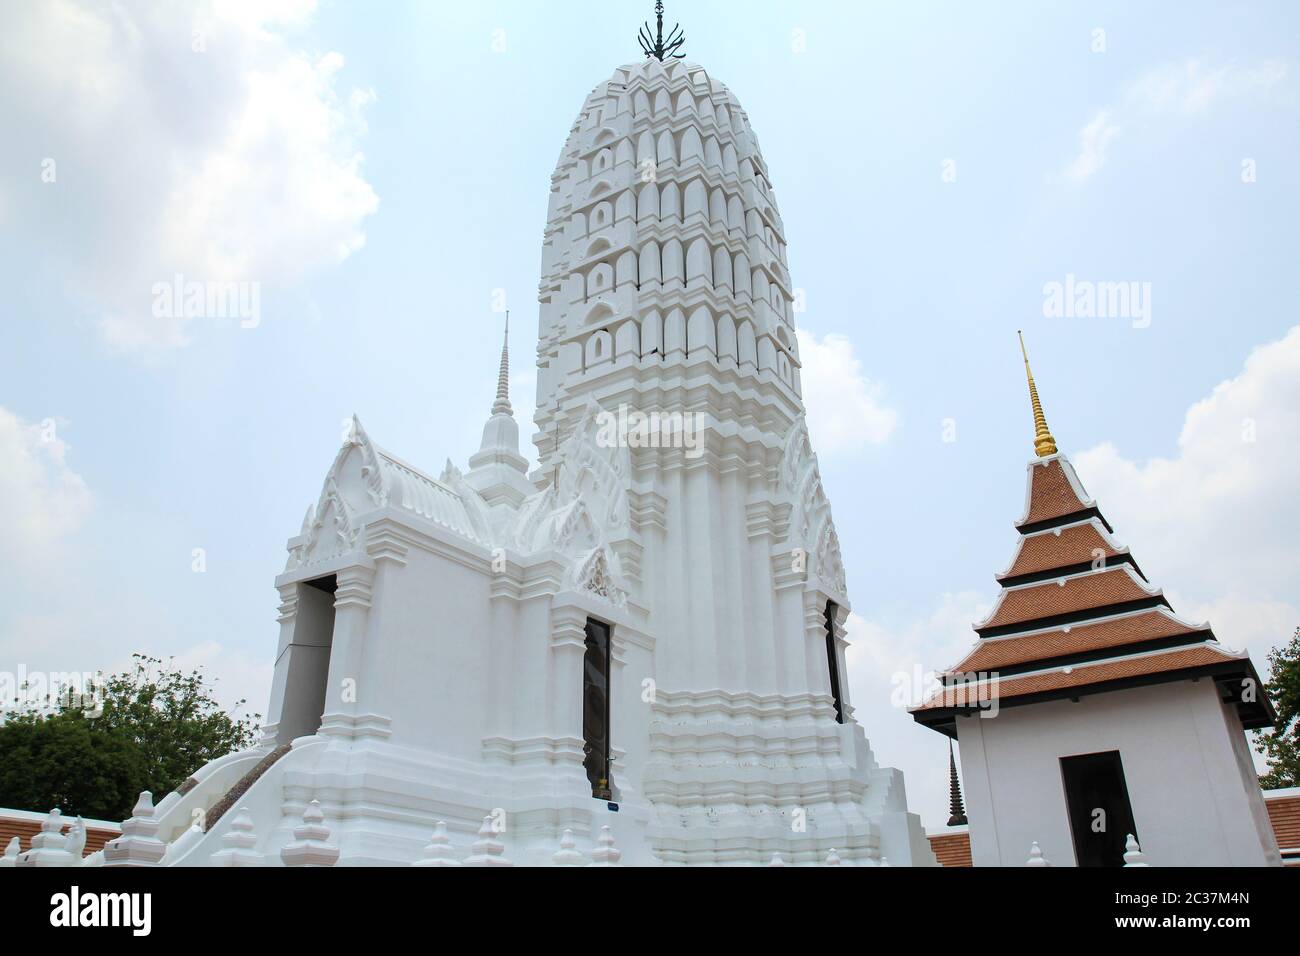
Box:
19, 809, 78, 867
464, 815, 512, 867
210, 807, 262, 867
587, 825, 622, 866
1122, 833, 1150, 867
1026, 841, 1052, 867
103, 792, 167, 867
552, 828, 585, 866
413, 821, 461, 867
281, 800, 340, 867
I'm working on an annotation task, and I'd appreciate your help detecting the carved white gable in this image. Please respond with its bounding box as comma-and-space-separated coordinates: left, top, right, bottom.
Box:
781, 418, 847, 597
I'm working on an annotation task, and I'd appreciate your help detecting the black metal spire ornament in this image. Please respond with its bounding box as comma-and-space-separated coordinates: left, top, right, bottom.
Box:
638, 1, 685, 61
946, 739, 968, 827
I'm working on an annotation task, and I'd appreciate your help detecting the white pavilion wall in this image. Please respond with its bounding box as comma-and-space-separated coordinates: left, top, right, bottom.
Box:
958, 679, 1280, 867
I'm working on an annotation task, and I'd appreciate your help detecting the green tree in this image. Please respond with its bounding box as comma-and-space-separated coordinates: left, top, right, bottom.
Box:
0, 655, 259, 821
1255, 627, 1300, 789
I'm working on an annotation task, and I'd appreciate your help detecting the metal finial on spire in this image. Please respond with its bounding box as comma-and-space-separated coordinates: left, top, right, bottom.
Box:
638, 1, 685, 61
1017, 331, 1058, 457
492, 311, 512, 417
946, 738, 968, 827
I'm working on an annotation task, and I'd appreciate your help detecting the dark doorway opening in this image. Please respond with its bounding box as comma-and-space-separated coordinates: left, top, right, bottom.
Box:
1060, 750, 1138, 867
276, 574, 336, 746
582, 618, 612, 800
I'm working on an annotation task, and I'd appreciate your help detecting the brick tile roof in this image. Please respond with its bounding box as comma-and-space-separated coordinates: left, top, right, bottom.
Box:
1017, 458, 1089, 527
916, 644, 1243, 710
953, 610, 1205, 672
999, 522, 1120, 581
981, 568, 1155, 631
915, 450, 1276, 733
1265, 793, 1300, 862
927, 831, 972, 867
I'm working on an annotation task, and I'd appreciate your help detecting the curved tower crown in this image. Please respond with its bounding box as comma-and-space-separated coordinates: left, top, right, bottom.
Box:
532, 57, 803, 464
503, 51, 932, 867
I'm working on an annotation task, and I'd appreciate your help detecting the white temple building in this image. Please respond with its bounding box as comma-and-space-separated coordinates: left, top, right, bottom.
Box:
68, 50, 935, 867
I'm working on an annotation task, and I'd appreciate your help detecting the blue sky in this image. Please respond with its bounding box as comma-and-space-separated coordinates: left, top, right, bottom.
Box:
1, 0, 1297, 830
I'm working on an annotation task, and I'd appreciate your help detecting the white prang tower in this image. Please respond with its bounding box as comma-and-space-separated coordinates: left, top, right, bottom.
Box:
132, 29, 935, 867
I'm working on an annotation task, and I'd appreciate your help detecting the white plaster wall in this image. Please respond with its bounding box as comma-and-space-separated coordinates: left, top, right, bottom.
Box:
358, 545, 493, 758
958, 679, 1279, 866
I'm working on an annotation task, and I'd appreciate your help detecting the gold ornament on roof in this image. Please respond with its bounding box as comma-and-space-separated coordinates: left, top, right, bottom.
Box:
1018, 331, 1058, 457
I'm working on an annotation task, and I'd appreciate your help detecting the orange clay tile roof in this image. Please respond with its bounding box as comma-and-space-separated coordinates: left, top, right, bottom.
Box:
916, 644, 1241, 710
953, 610, 1205, 672
1017, 458, 1089, 527
0, 814, 119, 858
998, 522, 1121, 581
928, 831, 972, 867
1266, 794, 1300, 856
981, 568, 1156, 631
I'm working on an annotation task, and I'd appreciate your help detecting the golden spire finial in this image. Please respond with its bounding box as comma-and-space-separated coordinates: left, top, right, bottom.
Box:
1018, 331, 1058, 457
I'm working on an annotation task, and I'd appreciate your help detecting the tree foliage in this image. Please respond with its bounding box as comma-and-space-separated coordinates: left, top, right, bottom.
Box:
1255, 627, 1300, 790
0, 655, 259, 821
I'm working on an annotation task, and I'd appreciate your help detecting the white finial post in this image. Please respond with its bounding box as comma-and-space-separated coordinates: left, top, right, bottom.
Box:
552, 827, 585, 866
464, 815, 512, 867
768, 851, 787, 867
20, 808, 78, 867
210, 807, 262, 867
103, 793, 166, 867
1123, 833, 1150, 867
1026, 841, 1052, 867
587, 825, 622, 866
281, 800, 340, 867
413, 821, 461, 867
824, 847, 842, 866
0, 836, 20, 867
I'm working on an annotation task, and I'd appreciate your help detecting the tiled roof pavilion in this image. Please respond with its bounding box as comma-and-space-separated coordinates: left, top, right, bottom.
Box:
911, 336, 1275, 739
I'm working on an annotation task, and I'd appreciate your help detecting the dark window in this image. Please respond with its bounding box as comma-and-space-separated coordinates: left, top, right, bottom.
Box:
582, 618, 612, 800
824, 601, 844, 724
1060, 751, 1138, 867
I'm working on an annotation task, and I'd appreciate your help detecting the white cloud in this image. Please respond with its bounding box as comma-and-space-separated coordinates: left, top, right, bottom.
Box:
171, 640, 275, 723
0, 408, 92, 573
844, 592, 992, 830
1061, 58, 1287, 183
796, 329, 899, 454
0, 0, 378, 354
1, 605, 270, 723
1074, 325, 1300, 657
1063, 109, 1121, 184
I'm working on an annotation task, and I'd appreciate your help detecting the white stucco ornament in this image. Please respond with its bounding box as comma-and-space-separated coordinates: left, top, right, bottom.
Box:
102, 793, 166, 868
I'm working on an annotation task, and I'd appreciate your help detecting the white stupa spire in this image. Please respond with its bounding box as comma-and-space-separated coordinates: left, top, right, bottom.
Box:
464, 311, 533, 505
491, 312, 512, 417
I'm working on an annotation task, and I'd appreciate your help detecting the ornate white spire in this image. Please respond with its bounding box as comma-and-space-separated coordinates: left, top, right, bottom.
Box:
491, 312, 512, 417
465, 311, 533, 506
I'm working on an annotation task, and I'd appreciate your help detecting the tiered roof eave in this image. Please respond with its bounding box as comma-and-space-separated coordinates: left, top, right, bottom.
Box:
994, 516, 1136, 585
912, 447, 1277, 739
